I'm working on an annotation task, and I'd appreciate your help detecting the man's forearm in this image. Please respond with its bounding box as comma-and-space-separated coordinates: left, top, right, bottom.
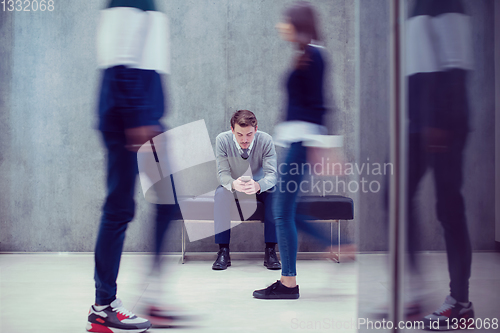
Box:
258, 141, 278, 192
219, 175, 235, 191
257, 175, 276, 193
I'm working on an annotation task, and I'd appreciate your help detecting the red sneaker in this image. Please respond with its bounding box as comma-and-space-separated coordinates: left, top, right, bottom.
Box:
423, 295, 474, 331
86, 298, 151, 333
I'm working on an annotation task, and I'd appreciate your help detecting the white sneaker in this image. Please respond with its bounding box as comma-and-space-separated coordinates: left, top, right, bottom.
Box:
86, 298, 151, 333
423, 295, 474, 331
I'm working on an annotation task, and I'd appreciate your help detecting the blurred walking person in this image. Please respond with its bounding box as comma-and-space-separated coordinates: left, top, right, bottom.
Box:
253, 1, 331, 300
86, 0, 173, 331
406, 0, 474, 329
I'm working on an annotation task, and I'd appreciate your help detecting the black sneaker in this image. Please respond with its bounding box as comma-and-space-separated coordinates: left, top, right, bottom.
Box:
264, 247, 281, 270
212, 248, 231, 270
253, 280, 299, 299
423, 295, 474, 331
86, 298, 151, 332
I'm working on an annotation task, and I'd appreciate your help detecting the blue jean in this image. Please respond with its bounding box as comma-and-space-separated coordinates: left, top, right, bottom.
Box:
214, 186, 277, 244
274, 142, 332, 276
94, 131, 177, 305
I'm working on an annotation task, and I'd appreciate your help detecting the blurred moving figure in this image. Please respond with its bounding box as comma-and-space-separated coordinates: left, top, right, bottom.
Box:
406, 0, 474, 329
253, 1, 333, 300
87, 0, 175, 332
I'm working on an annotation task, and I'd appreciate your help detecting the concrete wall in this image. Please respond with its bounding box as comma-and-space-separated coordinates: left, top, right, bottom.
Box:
0, 0, 495, 253
357, 0, 497, 252
0, 2, 14, 250
0, 0, 356, 252
356, 0, 392, 252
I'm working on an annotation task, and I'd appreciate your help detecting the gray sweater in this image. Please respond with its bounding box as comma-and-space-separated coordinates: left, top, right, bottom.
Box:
215, 130, 277, 193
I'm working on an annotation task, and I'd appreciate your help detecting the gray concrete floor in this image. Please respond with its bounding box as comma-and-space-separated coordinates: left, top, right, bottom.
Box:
0, 252, 498, 333
357, 252, 500, 333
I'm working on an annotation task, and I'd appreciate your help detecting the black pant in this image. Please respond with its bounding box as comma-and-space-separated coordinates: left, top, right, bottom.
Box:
94, 131, 177, 305
407, 132, 471, 302
213, 186, 277, 245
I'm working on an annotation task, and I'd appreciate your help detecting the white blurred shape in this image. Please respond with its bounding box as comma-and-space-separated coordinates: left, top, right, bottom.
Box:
97, 7, 170, 74
153, 120, 214, 175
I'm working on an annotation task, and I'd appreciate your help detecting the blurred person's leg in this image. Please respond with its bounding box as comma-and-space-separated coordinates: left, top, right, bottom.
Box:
421, 133, 474, 329
407, 132, 428, 276
253, 143, 305, 299
94, 131, 137, 306
295, 214, 330, 247
433, 69, 471, 302
274, 143, 306, 280
295, 213, 358, 261
142, 201, 190, 327
153, 203, 179, 272
89, 131, 151, 332
422, 68, 474, 329
143, 203, 177, 303
431, 68, 472, 303
388, 132, 428, 318
432, 134, 471, 303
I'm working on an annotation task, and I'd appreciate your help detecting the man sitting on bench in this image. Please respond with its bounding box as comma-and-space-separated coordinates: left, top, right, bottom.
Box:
212, 110, 281, 270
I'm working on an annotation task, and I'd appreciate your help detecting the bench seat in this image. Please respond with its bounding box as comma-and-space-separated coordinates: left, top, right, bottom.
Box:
175, 195, 354, 263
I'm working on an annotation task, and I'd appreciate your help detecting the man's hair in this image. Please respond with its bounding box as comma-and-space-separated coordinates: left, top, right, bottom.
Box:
230, 110, 257, 129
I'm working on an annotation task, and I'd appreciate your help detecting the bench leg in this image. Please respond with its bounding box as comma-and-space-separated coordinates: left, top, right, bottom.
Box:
330, 221, 340, 263
181, 223, 186, 264
337, 220, 341, 263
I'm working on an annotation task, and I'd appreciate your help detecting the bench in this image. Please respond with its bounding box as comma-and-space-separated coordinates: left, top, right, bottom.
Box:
174, 195, 354, 264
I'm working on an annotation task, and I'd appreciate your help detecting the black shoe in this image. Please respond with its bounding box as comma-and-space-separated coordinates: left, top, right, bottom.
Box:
264, 247, 281, 270
253, 280, 299, 299
212, 248, 231, 270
